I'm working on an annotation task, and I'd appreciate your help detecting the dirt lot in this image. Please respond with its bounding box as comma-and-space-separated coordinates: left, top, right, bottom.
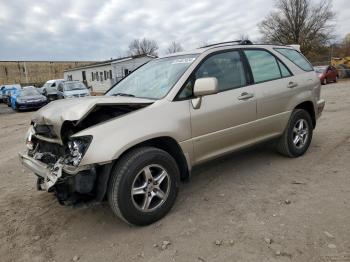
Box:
1, 81, 350, 262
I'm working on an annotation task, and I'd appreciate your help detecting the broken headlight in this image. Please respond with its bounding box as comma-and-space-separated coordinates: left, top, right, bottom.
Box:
66, 136, 92, 167
26, 126, 35, 150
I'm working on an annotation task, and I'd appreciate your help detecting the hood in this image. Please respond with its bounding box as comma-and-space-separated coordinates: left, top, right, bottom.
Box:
64, 89, 90, 96
18, 95, 45, 101
31, 96, 154, 141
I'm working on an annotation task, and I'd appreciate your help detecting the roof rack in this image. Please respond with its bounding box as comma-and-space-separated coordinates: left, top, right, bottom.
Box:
200, 40, 253, 48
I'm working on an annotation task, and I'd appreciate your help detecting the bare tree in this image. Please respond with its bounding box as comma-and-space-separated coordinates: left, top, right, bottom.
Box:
259, 0, 335, 56
166, 41, 184, 54
128, 38, 159, 56
239, 34, 250, 41
338, 33, 350, 57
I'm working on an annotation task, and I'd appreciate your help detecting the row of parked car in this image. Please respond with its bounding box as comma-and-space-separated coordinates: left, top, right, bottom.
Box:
0, 79, 90, 111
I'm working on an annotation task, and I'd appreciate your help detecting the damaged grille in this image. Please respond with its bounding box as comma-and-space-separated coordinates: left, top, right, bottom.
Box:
32, 139, 66, 165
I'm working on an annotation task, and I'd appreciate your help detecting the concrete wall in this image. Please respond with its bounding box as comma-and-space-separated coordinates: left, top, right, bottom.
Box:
0, 61, 94, 87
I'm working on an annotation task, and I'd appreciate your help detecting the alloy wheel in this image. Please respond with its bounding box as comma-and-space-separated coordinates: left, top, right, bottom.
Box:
292, 119, 309, 149
131, 164, 170, 212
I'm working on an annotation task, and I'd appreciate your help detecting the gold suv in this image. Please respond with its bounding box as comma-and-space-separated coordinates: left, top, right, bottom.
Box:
19, 41, 325, 225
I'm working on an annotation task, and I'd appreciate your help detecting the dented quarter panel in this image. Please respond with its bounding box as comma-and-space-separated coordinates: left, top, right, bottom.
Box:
72, 99, 192, 166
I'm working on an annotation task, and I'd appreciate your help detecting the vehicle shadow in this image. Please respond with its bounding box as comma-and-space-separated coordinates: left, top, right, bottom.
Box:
63, 140, 281, 229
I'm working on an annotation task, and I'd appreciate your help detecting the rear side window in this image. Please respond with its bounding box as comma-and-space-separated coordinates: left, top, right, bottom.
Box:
278, 61, 292, 77
274, 48, 313, 72
244, 50, 281, 83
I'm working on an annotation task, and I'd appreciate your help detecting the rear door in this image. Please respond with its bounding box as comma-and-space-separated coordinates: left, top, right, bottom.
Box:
243, 49, 296, 137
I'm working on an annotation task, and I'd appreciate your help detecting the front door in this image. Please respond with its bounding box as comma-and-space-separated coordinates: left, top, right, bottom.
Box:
187, 50, 257, 164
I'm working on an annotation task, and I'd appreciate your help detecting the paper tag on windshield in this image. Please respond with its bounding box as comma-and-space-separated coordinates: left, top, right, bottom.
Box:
171, 58, 196, 64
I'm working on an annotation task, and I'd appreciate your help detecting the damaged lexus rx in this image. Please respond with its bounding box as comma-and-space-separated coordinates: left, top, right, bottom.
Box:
19, 41, 325, 225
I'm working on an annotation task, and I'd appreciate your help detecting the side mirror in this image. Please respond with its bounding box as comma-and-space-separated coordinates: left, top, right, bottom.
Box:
191, 77, 219, 109
193, 77, 219, 97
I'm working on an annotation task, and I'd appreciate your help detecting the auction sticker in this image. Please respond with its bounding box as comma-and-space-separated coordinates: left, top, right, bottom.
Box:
171, 58, 196, 64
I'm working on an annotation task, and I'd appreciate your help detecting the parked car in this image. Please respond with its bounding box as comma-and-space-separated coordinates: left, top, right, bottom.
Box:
19, 41, 325, 226
314, 65, 338, 85
8, 86, 31, 107
57, 81, 90, 99
1, 84, 21, 103
36, 87, 45, 95
10, 87, 47, 111
0, 86, 3, 102
42, 79, 64, 101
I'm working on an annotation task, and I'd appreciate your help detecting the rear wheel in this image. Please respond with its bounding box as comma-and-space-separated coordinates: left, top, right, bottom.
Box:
276, 109, 313, 157
108, 147, 180, 226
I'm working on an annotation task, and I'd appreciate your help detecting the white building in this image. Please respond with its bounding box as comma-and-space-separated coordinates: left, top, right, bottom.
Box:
63, 55, 155, 93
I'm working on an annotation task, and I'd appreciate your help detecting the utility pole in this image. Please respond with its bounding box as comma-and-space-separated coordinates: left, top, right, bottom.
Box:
329, 42, 335, 64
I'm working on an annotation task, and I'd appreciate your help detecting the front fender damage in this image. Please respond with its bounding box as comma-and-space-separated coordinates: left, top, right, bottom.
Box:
22, 98, 153, 206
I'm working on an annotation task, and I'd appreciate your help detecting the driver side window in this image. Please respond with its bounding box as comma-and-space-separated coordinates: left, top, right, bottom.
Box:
178, 51, 247, 99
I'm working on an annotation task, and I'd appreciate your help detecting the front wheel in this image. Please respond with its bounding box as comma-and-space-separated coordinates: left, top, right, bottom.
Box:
276, 109, 313, 157
108, 147, 180, 226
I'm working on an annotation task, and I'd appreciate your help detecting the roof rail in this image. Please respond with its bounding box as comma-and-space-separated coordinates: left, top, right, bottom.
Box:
200, 40, 253, 48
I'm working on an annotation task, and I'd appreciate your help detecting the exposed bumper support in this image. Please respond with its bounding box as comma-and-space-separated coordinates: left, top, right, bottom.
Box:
19, 152, 90, 191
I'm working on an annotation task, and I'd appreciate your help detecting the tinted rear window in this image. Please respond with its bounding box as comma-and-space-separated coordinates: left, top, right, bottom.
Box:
244, 50, 281, 83
274, 48, 313, 72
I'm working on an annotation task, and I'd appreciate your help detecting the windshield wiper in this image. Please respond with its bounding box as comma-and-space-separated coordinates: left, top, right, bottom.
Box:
112, 92, 135, 97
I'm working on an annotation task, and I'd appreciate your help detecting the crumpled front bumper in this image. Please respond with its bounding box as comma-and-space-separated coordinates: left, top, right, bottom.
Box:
19, 152, 89, 191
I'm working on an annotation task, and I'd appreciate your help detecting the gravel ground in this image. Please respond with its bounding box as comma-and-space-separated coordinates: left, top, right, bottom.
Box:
1, 80, 350, 262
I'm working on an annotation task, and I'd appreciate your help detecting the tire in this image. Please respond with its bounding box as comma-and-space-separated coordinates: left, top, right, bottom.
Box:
335, 75, 338, 82
276, 109, 313, 158
321, 78, 327, 85
108, 147, 180, 226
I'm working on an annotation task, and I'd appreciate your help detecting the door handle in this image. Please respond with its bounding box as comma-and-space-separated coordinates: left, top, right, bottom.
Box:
287, 81, 298, 88
238, 92, 254, 100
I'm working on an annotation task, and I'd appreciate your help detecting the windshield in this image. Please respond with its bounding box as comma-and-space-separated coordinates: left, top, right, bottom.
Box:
64, 82, 86, 91
314, 67, 326, 73
19, 89, 40, 96
106, 54, 198, 99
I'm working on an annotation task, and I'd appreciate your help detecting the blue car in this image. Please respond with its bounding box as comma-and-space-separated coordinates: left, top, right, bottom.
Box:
1, 84, 21, 104
11, 87, 47, 111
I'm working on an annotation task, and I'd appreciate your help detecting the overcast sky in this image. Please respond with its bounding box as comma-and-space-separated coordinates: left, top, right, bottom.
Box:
0, 0, 349, 61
